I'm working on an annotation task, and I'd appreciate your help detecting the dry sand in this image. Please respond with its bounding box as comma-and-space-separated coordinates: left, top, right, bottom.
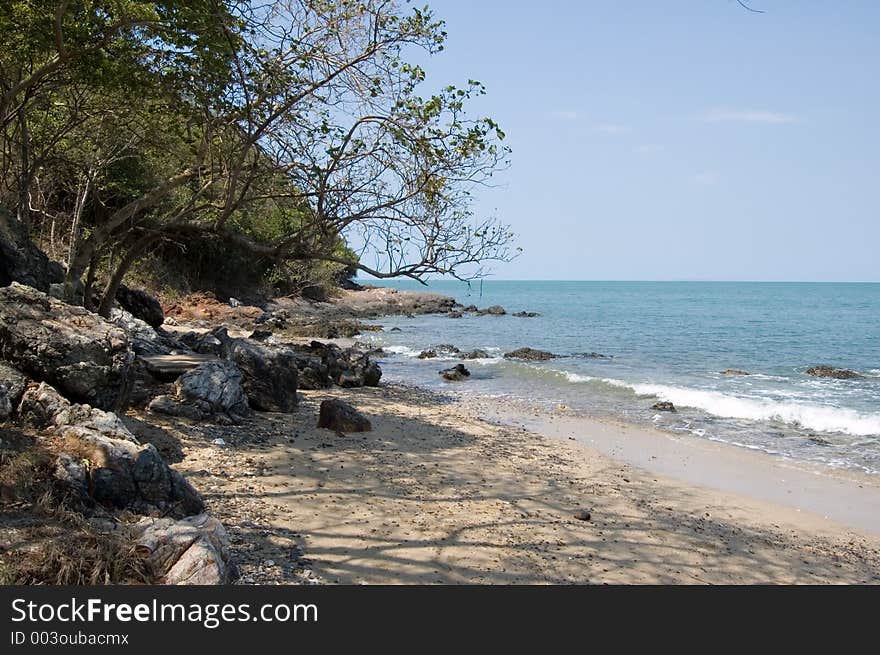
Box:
142, 384, 880, 584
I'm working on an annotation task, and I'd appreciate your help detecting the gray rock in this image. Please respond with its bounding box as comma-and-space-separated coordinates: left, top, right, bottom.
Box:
20, 382, 202, 516
721, 369, 750, 376
503, 347, 558, 361
0, 283, 134, 409
652, 401, 676, 412
418, 344, 460, 359
317, 399, 372, 432
805, 366, 863, 380
0, 362, 27, 421
109, 308, 181, 357
512, 311, 541, 318
133, 513, 237, 585
462, 349, 490, 360
447, 311, 463, 318
149, 360, 250, 424
440, 363, 471, 381
219, 337, 299, 413
482, 305, 507, 316
290, 341, 381, 389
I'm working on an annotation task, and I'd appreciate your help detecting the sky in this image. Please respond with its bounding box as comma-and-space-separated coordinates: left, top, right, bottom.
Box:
402, 0, 880, 282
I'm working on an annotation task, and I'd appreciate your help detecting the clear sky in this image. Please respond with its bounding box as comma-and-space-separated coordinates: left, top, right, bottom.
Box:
410, 1, 880, 282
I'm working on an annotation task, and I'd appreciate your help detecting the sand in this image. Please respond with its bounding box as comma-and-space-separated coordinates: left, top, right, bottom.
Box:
135, 382, 880, 585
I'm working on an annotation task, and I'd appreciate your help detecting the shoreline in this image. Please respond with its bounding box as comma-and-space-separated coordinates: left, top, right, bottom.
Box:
167, 380, 880, 584
467, 397, 880, 537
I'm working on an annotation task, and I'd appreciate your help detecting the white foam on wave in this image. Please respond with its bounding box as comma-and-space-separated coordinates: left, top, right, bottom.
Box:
383, 345, 422, 357
628, 382, 880, 436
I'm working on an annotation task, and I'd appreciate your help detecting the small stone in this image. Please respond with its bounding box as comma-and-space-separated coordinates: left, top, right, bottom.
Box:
573, 510, 592, 521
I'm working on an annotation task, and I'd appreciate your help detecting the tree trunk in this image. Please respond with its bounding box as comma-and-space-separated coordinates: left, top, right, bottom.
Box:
97, 233, 159, 319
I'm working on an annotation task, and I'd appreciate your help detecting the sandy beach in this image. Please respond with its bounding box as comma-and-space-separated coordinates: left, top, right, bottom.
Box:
136, 382, 880, 585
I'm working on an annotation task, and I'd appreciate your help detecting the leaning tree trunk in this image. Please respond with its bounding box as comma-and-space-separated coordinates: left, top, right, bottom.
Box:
97, 233, 160, 319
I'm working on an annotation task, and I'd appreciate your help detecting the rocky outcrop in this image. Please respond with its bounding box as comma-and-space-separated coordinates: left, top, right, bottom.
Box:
462, 349, 490, 359
317, 399, 372, 432
219, 336, 299, 413
178, 330, 224, 356
480, 305, 507, 316
20, 382, 202, 516
290, 341, 381, 390
133, 513, 237, 585
116, 284, 164, 328
0, 210, 64, 292
109, 308, 182, 357
503, 347, 558, 361
0, 283, 134, 409
439, 363, 470, 381
575, 352, 612, 359
721, 369, 750, 376
652, 401, 676, 412
512, 311, 540, 318
805, 366, 863, 380
149, 360, 250, 424
0, 362, 27, 422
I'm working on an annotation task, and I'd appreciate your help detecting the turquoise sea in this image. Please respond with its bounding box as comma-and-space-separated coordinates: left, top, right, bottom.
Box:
356, 280, 880, 475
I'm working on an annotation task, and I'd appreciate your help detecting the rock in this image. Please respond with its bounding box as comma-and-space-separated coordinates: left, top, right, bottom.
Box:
512, 311, 541, 318
228, 297, 243, 308
109, 308, 181, 357
461, 305, 479, 313
248, 329, 274, 342
0, 362, 27, 421
721, 369, 750, 376
178, 330, 224, 356
20, 382, 202, 516
254, 309, 289, 329
133, 513, 237, 584
440, 363, 470, 381
573, 510, 591, 521
219, 337, 299, 413
503, 347, 558, 361
481, 305, 506, 316
418, 344, 460, 359
290, 341, 381, 389
115, 284, 164, 328
0, 283, 134, 409
447, 311, 463, 319
805, 366, 863, 380
462, 349, 490, 360
301, 284, 329, 302
652, 401, 676, 412
389, 327, 402, 332
575, 352, 612, 359
149, 360, 250, 424
317, 399, 372, 432
0, 210, 64, 292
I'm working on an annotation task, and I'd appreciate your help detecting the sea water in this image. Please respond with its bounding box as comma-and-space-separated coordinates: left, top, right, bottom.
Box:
355, 280, 880, 475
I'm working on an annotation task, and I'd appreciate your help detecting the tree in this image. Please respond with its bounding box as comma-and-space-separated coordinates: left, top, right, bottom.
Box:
1, 1, 515, 313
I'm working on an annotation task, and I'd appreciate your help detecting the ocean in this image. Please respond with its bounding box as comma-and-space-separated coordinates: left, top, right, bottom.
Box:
354, 280, 880, 475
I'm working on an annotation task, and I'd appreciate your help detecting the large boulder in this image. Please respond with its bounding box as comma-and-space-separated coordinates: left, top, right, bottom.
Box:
133, 513, 237, 585
0, 283, 134, 409
805, 366, 863, 380
19, 382, 203, 516
218, 336, 299, 413
149, 360, 250, 424
0, 210, 64, 292
0, 362, 27, 422
115, 284, 164, 328
317, 399, 372, 433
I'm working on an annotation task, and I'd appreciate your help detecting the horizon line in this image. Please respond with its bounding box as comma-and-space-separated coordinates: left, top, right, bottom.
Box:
358, 277, 880, 284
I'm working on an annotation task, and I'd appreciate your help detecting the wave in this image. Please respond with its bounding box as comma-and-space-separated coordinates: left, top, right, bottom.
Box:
628, 382, 880, 436
383, 345, 422, 357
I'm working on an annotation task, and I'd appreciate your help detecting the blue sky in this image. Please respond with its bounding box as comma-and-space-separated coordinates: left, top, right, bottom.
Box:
409, 1, 880, 281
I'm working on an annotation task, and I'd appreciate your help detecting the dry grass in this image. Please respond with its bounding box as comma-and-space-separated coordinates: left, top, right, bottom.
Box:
0, 437, 156, 585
